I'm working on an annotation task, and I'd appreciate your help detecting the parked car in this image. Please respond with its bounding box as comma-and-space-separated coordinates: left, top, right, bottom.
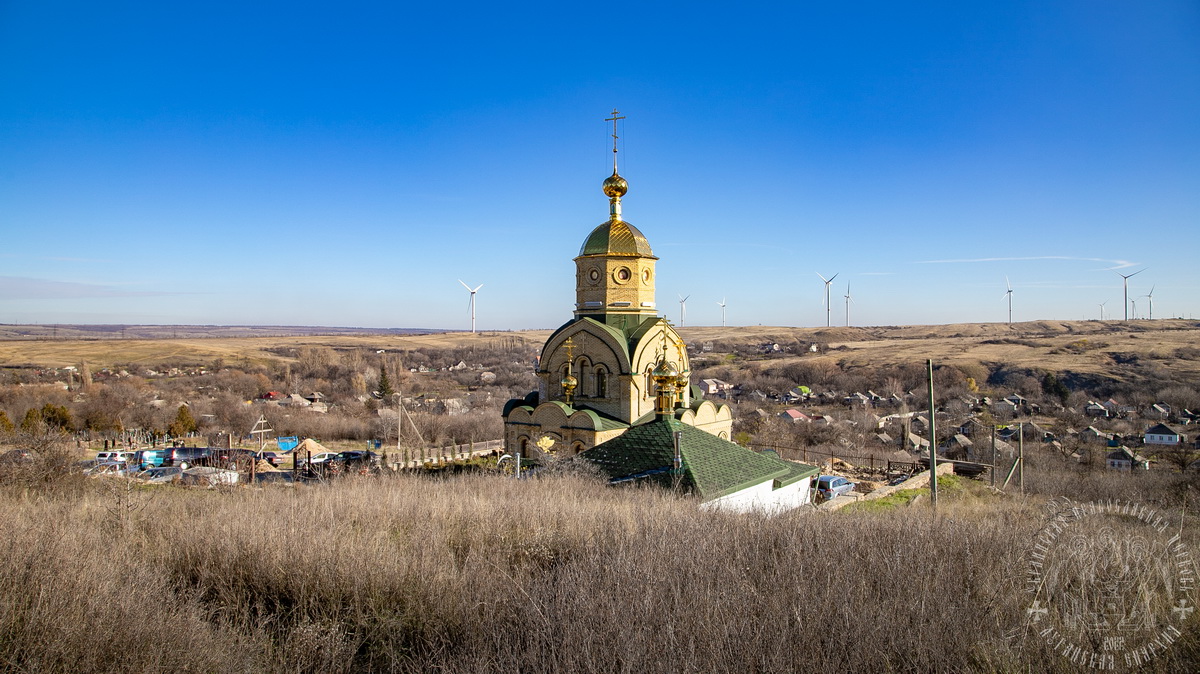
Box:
815, 475, 855, 501
96, 450, 136, 464
136, 465, 183, 483
136, 448, 173, 469
299, 452, 339, 466
86, 461, 138, 478
0, 449, 35, 464
331, 450, 381, 473
169, 446, 213, 469
257, 451, 282, 467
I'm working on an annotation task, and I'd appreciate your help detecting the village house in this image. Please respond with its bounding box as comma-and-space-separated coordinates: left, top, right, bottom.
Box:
1106, 446, 1150, 471
1144, 423, 1185, 446
698, 378, 731, 396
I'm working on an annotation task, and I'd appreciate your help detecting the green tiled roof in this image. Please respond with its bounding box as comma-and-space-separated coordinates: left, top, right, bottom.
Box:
578, 416, 818, 500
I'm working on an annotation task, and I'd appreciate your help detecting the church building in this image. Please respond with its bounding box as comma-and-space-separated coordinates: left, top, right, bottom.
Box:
501, 113, 818, 513
501, 115, 732, 458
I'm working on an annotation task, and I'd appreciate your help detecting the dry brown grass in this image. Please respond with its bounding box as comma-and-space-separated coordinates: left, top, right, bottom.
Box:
0, 465, 1197, 673
4, 320, 1197, 388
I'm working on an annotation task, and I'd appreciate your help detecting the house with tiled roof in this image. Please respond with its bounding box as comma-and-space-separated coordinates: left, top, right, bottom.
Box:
1144, 423, 1185, 446
1106, 446, 1149, 471
580, 406, 818, 513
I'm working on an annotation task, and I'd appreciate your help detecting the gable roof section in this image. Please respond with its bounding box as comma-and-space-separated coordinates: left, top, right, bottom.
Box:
578, 416, 818, 500
1146, 423, 1179, 436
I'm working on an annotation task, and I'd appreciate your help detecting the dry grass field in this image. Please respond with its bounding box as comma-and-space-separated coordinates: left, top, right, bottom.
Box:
0, 467, 1196, 673
4, 318, 1197, 389
2, 319, 1199, 672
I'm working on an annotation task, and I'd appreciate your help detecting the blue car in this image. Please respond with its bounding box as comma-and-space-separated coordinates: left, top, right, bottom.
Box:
815, 475, 855, 501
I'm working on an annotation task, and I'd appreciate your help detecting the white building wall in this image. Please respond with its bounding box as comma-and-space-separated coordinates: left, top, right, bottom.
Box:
701, 476, 814, 515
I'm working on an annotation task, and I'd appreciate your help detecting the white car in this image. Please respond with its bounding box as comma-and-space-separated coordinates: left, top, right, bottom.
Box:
86, 461, 138, 478
301, 452, 339, 465
96, 450, 136, 464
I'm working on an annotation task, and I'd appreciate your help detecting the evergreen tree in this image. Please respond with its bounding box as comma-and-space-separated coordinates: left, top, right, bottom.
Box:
0, 410, 13, 434
377, 368, 395, 398
20, 408, 42, 432
40, 404, 73, 430
1042, 372, 1070, 404
168, 405, 198, 437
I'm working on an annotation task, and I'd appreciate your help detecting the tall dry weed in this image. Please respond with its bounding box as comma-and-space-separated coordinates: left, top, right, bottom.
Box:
0, 471, 1195, 672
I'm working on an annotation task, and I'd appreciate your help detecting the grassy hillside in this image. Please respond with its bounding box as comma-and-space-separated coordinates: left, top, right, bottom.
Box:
2, 319, 1197, 390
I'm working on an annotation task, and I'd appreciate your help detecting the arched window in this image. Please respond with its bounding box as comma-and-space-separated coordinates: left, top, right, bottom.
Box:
595, 367, 608, 398
571, 441, 585, 455
518, 437, 529, 458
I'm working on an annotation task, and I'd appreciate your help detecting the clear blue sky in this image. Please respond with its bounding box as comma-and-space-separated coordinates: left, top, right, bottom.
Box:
2, 1, 1197, 330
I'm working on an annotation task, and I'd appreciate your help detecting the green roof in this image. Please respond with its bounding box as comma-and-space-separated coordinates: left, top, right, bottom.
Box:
578, 416, 818, 500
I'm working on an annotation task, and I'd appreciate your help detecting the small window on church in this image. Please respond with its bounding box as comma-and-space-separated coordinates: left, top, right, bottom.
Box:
595, 369, 607, 398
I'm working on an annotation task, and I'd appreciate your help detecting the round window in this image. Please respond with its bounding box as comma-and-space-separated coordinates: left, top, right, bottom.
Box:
641, 268, 652, 285
587, 268, 601, 285
613, 267, 631, 284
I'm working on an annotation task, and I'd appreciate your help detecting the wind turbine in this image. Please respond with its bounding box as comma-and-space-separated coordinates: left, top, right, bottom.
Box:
1131, 298, 1138, 320
1003, 277, 1013, 325
717, 298, 727, 327
816, 272, 838, 327
843, 283, 854, 327
678, 294, 690, 327
1114, 268, 1145, 321
1098, 301, 1108, 321
458, 280, 483, 333
1143, 286, 1155, 320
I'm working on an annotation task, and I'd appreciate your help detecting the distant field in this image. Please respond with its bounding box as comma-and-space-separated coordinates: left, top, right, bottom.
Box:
2, 319, 1199, 387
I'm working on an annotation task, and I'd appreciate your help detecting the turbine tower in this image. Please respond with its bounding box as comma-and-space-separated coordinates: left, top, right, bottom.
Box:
1098, 301, 1108, 321
816, 272, 838, 327
458, 280, 483, 334
1144, 286, 1155, 320
678, 294, 690, 327
1003, 277, 1013, 325
717, 298, 727, 327
843, 283, 854, 327
1114, 268, 1145, 321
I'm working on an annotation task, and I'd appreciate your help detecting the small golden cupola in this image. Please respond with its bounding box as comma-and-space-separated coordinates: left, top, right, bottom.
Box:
574, 110, 659, 323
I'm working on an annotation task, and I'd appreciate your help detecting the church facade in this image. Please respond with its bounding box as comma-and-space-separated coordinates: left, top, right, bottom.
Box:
501, 156, 732, 459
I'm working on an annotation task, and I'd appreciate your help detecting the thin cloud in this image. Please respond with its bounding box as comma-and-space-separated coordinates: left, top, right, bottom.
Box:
0, 276, 173, 300
0, 253, 115, 263
914, 256, 1138, 269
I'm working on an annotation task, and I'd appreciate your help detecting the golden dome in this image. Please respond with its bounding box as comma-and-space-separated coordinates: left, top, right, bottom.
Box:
578, 219, 655, 257
652, 358, 679, 379
602, 171, 628, 198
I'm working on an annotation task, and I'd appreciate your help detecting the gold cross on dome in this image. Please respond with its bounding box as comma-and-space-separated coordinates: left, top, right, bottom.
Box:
563, 336, 576, 363
605, 109, 625, 171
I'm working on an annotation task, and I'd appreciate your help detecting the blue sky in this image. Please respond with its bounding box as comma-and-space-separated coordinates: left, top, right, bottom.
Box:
2, 1, 1197, 330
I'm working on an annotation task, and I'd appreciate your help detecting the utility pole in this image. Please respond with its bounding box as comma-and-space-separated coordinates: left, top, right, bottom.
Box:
927, 359, 937, 511
991, 425, 996, 489
1018, 422, 1024, 495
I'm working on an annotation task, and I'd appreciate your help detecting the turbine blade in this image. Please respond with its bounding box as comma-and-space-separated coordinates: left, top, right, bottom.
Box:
1005, 276, 1011, 291
815, 272, 828, 282
473, 284, 484, 292
828, 272, 839, 283
458, 279, 471, 291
